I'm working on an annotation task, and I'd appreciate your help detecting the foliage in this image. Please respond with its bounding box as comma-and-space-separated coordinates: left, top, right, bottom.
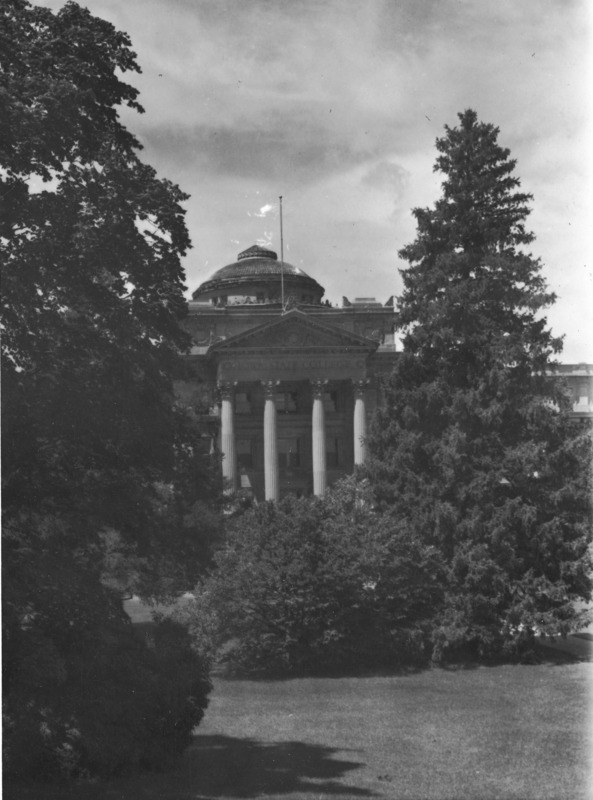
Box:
365, 110, 592, 660
1, 0, 222, 593
1, 0, 220, 778
4, 608, 211, 779
179, 478, 444, 675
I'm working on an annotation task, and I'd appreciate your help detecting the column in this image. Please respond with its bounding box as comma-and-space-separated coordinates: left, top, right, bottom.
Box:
353, 379, 369, 466
219, 381, 237, 492
262, 381, 279, 502
311, 380, 328, 496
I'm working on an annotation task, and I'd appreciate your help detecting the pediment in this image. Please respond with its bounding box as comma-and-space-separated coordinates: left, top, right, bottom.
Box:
209, 309, 378, 355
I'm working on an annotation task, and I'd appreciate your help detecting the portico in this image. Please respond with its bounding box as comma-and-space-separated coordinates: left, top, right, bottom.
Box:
210, 309, 378, 499
216, 374, 370, 501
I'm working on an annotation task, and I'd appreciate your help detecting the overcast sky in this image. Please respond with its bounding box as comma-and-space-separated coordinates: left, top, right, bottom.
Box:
39, 0, 592, 361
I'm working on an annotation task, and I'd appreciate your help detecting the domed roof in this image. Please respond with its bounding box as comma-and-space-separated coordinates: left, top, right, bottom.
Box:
192, 245, 325, 302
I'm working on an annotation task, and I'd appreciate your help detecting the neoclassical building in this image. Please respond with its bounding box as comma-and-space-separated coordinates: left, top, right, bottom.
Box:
179, 244, 397, 501
179, 244, 593, 502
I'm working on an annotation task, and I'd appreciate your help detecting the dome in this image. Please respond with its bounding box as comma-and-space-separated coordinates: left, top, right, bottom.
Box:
192, 245, 325, 304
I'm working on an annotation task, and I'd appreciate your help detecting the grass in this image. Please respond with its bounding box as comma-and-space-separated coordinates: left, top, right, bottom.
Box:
6, 656, 592, 800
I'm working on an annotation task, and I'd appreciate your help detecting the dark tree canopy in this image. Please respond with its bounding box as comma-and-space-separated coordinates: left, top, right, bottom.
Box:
365, 110, 592, 659
1, 0, 220, 593
1, 0, 218, 777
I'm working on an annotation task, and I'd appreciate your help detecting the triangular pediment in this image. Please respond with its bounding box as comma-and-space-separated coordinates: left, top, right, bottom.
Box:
209, 309, 378, 355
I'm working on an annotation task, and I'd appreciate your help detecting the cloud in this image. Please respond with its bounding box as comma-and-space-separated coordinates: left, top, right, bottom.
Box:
252, 204, 275, 218
361, 161, 410, 199
35, 0, 592, 360
256, 232, 274, 248
137, 118, 382, 185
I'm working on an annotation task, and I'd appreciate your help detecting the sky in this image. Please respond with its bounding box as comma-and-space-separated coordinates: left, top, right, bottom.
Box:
39, 0, 592, 361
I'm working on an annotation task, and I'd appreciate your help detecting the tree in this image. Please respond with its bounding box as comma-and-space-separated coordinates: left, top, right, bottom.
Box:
180, 478, 443, 676
365, 110, 592, 660
1, 0, 220, 777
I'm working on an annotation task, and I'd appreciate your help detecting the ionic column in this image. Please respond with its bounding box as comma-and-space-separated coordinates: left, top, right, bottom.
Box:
311, 380, 328, 496
219, 381, 237, 492
353, 379, 369, 466
262, 381, 280, 502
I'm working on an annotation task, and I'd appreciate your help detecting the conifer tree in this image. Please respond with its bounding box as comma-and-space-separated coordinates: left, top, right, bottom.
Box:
365, 110, 592, 659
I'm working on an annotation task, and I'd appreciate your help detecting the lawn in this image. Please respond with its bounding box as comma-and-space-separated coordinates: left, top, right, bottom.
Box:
6, 658, 592, 800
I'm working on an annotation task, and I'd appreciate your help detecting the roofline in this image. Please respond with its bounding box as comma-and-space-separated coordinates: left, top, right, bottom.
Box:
193, 271, 325, 300
207, 307, 380, 354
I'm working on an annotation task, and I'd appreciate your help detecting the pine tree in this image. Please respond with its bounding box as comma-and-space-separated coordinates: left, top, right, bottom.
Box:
365, 110, 592, 660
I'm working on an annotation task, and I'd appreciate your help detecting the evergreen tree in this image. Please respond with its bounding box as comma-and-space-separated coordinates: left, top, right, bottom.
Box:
365, 110, 592, 660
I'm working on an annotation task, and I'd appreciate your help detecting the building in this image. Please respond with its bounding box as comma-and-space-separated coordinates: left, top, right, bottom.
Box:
179, 244, 593, 502
179, 244, 397, 501
549, 363, 593, 426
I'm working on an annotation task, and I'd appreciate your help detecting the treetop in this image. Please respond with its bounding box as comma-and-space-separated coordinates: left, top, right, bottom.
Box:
400, 108, 534, 264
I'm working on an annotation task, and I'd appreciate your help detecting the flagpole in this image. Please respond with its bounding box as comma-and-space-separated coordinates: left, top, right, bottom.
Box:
279, 195, 285, 310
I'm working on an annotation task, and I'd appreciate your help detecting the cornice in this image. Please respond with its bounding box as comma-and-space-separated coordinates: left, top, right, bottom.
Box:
208, 308, 379, 355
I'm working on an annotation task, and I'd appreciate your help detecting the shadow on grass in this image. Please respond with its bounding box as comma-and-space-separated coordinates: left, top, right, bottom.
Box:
435, 641, 584, 671
214, 662, 426, 682
5, 736, 376, 800
179, 734, 376, 799
214, 646, 583, 681
535, 643, 590, 665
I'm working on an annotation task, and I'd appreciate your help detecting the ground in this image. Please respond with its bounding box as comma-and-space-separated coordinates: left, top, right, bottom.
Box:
5, 645, 592, 800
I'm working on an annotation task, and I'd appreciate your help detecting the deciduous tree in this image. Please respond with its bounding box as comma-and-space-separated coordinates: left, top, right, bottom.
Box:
1, 0, 219, 777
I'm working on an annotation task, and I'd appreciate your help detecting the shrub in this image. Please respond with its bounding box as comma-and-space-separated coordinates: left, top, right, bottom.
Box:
3, 597, 211, 780
181, 478, 444, 675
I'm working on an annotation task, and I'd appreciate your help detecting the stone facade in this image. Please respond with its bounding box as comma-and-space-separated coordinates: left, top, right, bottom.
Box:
180, 245, 592, 501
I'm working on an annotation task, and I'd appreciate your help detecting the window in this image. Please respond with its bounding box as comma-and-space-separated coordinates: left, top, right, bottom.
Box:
574, 378, 590, 406
323, 391, 338, 413
326, 437, 339, 468
277, 392, 298, 413
235, 392, 252, 414
237, 439, 253, 468
278, 438, 300, 468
